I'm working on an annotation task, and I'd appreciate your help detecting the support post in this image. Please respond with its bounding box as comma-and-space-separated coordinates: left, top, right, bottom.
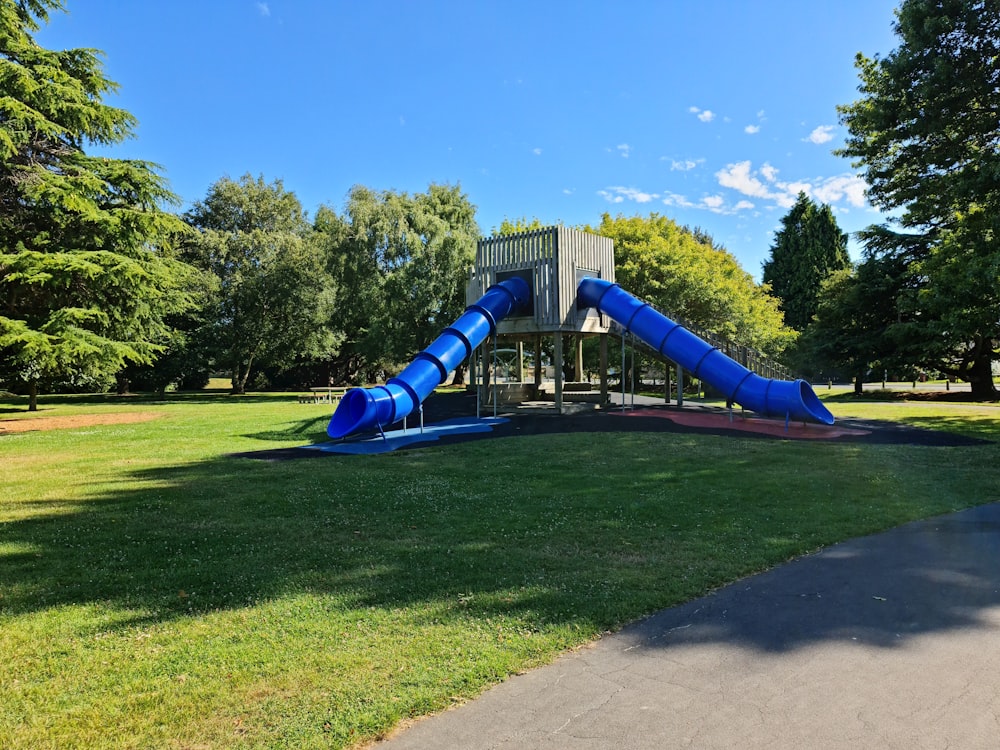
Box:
553, 332, 564, 415
599, 333, 609, 405
492, 334, 498, 418
677, 364, 685, 408
574, 335, 584, 382
533, 336, 542, 389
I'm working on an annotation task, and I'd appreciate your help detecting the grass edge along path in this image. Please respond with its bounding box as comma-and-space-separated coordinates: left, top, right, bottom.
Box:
1, 392, 998, 748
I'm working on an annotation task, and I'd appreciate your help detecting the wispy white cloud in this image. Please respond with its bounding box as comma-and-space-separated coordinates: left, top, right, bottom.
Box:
689, 106, 715, 123
664, 157, 703, 172
716, 160, 868, 210
663, 191, 755, 215
599, 183, 760, 215
599, 186, 660, 204
805, 125, 836, 144
661, 191, 695, 209
717, 161, 780, 202
813, 174, 867, 207
532, 147, 543, 156
617, 143, 631, 158
744, 124, 760, 134
256, 2, 270, 16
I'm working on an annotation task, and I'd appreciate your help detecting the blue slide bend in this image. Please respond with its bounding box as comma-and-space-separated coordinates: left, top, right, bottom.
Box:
327, 277, 531, 438
578, 277, 834, 425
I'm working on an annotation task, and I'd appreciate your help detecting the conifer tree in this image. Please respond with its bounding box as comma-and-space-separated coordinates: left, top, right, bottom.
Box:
762, 192, 851, 332
837, 0, 1000, 397
0, 0, 191, 409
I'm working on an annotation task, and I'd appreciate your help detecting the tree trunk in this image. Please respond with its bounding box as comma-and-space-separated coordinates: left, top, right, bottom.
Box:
450, 362, 467, 386
28, 379, 38, 412
115, 372, 130, 395
231, 364, 247, 395
967, 350, 998, 400
854, 373, 864, 395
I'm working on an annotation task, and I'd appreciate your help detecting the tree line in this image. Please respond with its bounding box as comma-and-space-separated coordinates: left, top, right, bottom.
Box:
779, 0, 999, 399
0, 0, 794, 409
3, 0, 998, 408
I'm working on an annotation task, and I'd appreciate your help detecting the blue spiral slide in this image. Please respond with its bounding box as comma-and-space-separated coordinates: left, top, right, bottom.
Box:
577, 277, 834, 425
327, 277, 532, 438
327, 275, 832, 439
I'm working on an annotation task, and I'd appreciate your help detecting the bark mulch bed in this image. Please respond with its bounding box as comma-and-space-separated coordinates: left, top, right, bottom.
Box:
0, 412, 164, 433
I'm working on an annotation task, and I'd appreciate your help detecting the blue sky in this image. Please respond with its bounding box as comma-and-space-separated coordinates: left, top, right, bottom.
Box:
38, 1, 901, 279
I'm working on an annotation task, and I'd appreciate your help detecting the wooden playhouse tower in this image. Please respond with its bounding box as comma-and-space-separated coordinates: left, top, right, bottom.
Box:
466, 226, 615, 413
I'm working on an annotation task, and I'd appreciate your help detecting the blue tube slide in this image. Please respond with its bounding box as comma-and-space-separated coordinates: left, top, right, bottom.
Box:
578, 277, 834, 425
327, 276, 531, 438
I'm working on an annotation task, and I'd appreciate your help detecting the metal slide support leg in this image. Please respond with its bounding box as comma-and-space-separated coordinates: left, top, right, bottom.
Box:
492, 335, 498, 419
630, 333, 636, 410
620, 328, 626, 412
475, 344, 481, 420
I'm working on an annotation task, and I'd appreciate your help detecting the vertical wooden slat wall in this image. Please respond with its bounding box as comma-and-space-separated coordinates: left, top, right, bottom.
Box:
474, 226, 614, 332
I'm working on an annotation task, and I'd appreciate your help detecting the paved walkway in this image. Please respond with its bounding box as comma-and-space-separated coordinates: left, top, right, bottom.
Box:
378, 502, 1000, 749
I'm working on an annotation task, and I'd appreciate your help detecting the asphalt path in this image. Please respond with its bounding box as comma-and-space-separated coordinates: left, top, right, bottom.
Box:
377, 502, 1000, 749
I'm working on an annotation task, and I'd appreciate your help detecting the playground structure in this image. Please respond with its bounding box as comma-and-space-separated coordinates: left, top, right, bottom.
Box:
466, 227, 617, 412
326, 227, 833, 439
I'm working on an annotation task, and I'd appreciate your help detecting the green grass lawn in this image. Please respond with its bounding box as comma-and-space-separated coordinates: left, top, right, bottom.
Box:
2, 390, 999, 748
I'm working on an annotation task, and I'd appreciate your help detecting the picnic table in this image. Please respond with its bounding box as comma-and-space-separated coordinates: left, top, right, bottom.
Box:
312, 386, 349, 404
299, 386, 350, 404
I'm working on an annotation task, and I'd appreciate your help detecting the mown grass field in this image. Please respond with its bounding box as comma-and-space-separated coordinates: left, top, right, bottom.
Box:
2, 388, 999, 748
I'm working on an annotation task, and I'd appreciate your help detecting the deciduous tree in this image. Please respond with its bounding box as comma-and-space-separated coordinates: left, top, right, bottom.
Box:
184, 174, 335, 394
592, 213, 793, 356
317, 183, 478, 383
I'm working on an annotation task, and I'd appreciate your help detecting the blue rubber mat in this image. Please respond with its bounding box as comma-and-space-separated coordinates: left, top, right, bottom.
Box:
303, 416, 509, 455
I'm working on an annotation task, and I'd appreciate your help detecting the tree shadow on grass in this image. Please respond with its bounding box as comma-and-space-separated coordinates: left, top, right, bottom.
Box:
901, 413, 1000, 441
624, 502, 1000, 654
2, 434, 999, 656
244, 414, 331, 442
0, 449, 637, 634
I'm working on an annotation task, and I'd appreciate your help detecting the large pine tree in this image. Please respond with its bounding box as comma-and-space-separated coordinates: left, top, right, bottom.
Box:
762, 192, 851, 332
0, 0, 191, 409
